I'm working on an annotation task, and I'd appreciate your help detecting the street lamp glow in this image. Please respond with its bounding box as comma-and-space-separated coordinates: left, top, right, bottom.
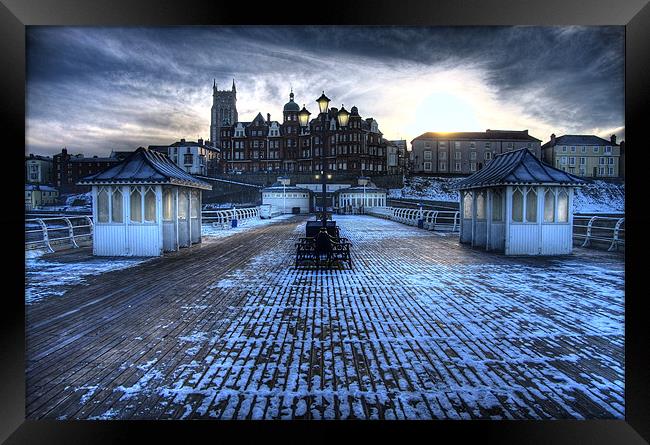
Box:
337, 105, 350, 128
316, 91, 330, 114
298, 105, 311, 127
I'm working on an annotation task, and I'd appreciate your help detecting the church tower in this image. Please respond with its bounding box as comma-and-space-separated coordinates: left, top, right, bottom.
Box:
210, 79, 238, 147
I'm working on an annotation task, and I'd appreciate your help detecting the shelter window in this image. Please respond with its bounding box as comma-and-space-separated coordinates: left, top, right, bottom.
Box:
163, 189, 173, 220
97, 187, 109, 223
463, 192, 473, 219
525, 187, 538, 223
511, 188, 524, 222
178, 190, 189, 219
144, 186, 157, 222
476, 191, 486, 219
191, 190, 200, 218
544, 188, 555, 222
558, 190, 569, 222
130, 187, 143, 223
111, 187, 124, 223
492, 189, 503, 221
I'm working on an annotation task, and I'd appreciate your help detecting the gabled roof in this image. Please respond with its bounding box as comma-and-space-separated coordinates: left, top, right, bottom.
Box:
77, 147, 212, 190
452, 148, 586, 190
413, 130, 541, 143
541, 134, 618, 149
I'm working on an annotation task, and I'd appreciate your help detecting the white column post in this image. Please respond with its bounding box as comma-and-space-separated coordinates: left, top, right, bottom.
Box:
486, 188, 492, 251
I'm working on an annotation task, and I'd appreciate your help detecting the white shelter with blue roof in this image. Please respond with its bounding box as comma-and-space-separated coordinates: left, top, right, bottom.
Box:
453, 148, 586, 256
78, 147, 212, 256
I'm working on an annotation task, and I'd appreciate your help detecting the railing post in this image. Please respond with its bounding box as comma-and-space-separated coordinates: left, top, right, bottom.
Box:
64, 217, 79, 248
581, 216, 597, 247
609, 218, 624, 252
37, 219, 54, 253
453, 212, 459, 232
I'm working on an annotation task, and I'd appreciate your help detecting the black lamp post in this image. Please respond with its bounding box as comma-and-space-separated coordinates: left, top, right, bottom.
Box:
298, 92, 350, 227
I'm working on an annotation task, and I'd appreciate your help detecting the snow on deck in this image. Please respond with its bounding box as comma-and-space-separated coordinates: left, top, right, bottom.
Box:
26, 215, 624, 420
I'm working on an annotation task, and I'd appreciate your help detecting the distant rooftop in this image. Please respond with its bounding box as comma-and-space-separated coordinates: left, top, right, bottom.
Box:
412, 129, 541, 143
541, 135, 619, 148
78, 147, 212, 190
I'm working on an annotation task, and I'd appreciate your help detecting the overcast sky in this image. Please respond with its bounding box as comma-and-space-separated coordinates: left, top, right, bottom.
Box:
26, 26, 625, 156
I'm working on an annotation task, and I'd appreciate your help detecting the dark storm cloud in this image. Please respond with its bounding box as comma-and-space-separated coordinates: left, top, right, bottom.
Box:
26, 26, 624, 155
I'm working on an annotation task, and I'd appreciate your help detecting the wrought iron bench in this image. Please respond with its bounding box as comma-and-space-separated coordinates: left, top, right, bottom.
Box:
295, 227, 352, 269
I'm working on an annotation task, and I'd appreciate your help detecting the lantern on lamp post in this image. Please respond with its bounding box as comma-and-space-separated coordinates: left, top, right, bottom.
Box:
298, 93, 351, 227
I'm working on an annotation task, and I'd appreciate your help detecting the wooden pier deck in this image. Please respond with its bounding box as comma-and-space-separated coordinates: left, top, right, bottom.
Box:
25, 215, 625, 420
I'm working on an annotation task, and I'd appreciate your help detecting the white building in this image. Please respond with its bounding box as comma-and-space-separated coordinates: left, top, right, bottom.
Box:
335, 177, 387, 214
454, 148, 585, 256
78, 147, 212, 257
261, 177, 312, 214
150, 138, 220, 177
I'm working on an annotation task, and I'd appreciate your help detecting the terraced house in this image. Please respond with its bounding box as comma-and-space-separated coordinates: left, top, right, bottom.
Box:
212, 85, 388, 175
541, 134, 621, 178
410, 129, 542, 175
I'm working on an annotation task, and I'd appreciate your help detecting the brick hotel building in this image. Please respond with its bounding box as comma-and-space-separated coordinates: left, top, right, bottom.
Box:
210, 81, 388, 175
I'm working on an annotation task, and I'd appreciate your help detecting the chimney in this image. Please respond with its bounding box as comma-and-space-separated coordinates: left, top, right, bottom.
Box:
198, 137, 203, 145
610, 134, 616, 144
550, 133, 556, 145
62, 148, 68, 156
180, 138, 186, 143
267, 113, 271, 123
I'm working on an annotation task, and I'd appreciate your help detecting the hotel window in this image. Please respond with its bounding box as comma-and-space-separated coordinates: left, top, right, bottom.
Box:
439, 161, 447, 171
424, 142, 431, 148
599, 166, 605, 175
424, 162, 432, 171
484, 142, 490, 148
569, 157, 575, 166
454, 151, 461, 160
579, 167, 586, 175
581, 146, 587, 153
561, 157, 567, 165
593, 146, 599, 153
470, 142, 476, 148
470, 162, 477, 172
470, 152, 477, 160
484, 152, 492, 160
608, 167, 615, 175
605, 146, 612, 153
580, 157, 586, 165
562, 146, 567, 152
455, 162, 461, 171
439, 141, 446, 147
424, 150, 432, 160
608, 157, 614, 165
599, 157, 606, 165
454, 141, 461, 149
570, 146, 576, 152
439, 151, 447, 160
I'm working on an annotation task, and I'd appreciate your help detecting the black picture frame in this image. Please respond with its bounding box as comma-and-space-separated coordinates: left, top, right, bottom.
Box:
2, 0, 648, 443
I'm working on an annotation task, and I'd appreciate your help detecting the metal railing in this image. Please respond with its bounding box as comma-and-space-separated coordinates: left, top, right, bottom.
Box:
573, 215, 625, 251
201, 207, 261, 228
25, 216, 94, 252
367, 207, 460, 232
